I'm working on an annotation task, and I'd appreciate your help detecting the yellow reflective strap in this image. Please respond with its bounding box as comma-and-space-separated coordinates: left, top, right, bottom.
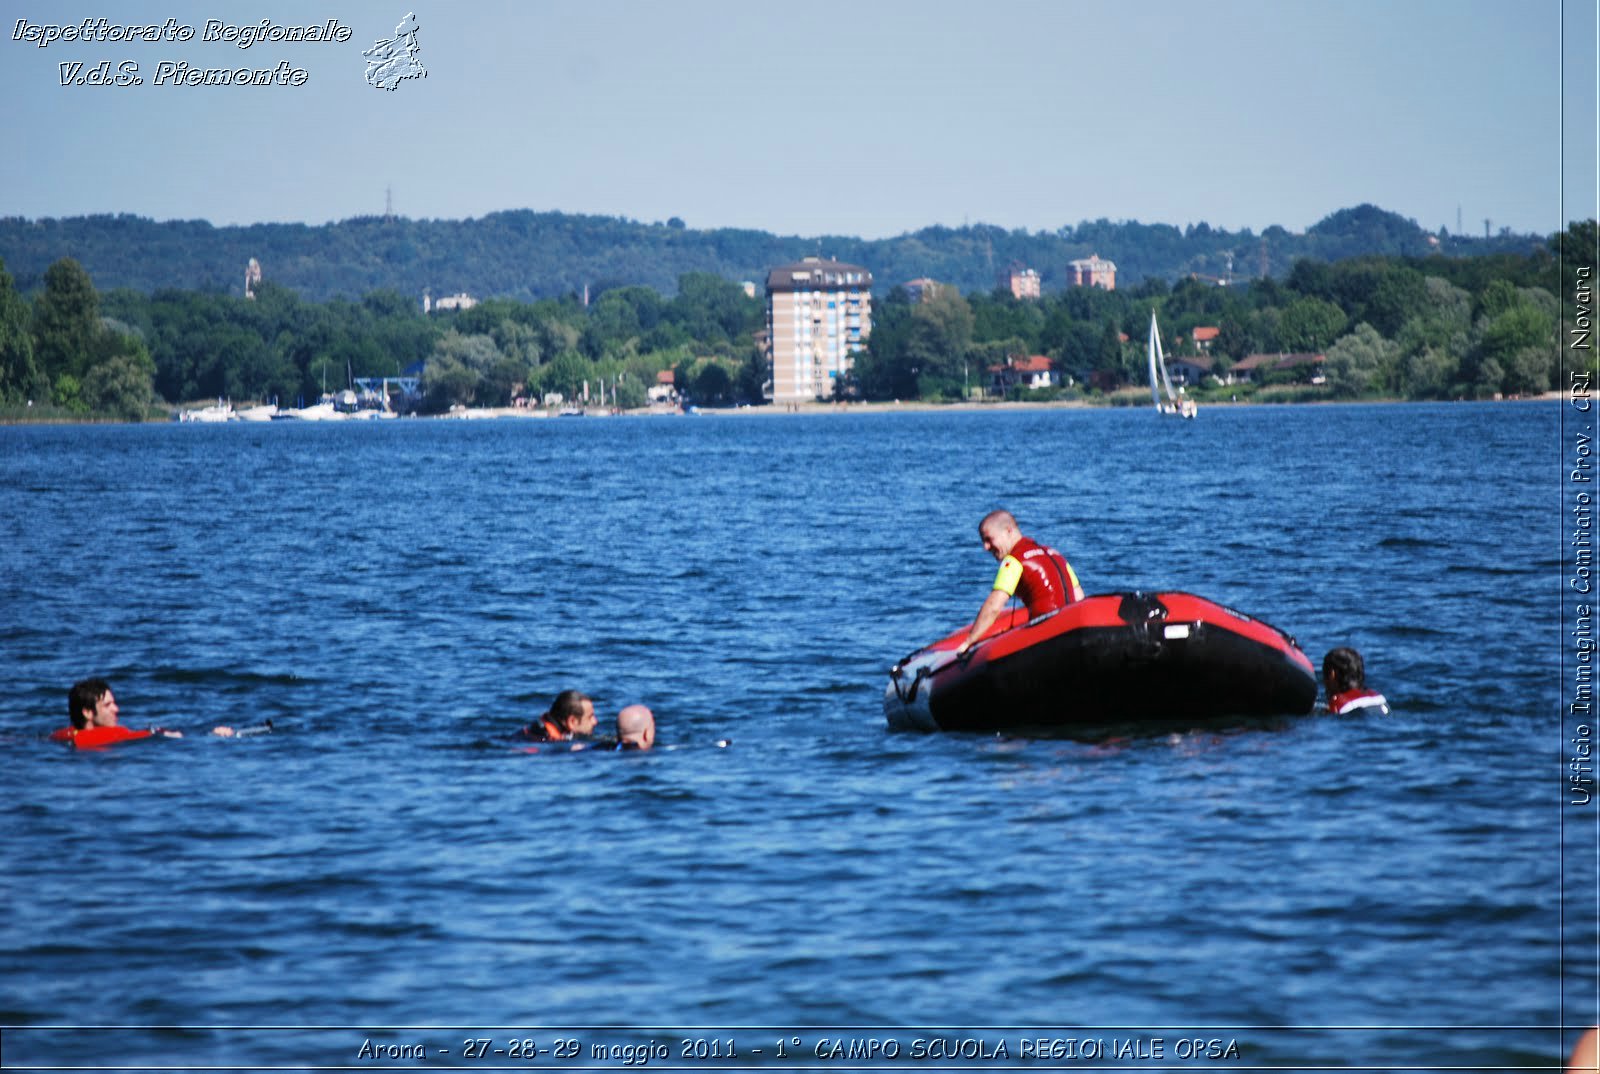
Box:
993, 555, 1023, 596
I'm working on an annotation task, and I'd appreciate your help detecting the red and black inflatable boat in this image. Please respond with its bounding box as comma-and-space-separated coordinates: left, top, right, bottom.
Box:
884, 591, 1318, 733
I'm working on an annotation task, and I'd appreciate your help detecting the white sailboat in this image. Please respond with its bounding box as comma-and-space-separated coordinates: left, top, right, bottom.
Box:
1147, 312, 1196, 419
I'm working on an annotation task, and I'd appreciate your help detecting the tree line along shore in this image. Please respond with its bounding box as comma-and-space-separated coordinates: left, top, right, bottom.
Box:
0, 219, 1590, 423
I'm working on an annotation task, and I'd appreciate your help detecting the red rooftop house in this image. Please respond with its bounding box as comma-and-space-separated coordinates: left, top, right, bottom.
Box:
648, 369, 677, 404
1191, 326, 1221, 351
989, 354, 1057, 394
1231, 353, 1327, 385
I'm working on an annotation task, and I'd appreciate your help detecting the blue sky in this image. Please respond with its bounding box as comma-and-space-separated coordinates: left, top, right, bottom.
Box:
2, 0, 1594, 238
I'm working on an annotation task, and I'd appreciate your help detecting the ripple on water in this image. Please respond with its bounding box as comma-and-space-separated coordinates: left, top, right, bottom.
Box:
0, 405, 1565, 1070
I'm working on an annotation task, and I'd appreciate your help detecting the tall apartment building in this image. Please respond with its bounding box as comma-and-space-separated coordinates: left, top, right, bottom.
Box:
766, 257, 872, 403
999, 266, 1041, 299
1067, 254, 1116, 290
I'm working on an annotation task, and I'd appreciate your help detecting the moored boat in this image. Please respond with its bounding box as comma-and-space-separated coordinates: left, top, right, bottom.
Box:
177, 400, 233, 423
885, 591, 1316, 733
232, 402, 279, 422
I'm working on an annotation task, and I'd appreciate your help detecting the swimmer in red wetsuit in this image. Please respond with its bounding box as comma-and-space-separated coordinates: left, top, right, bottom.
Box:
1322, 647, 1391, 716
50, 678, 238, 747
52, 678, 173, 748
957, 509, 1084, 656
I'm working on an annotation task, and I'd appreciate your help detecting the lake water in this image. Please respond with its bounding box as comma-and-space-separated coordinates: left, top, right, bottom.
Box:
0, 402, 1589, 1072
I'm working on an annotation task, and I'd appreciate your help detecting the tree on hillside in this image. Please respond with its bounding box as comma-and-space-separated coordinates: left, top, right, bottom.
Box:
421, 331, 513, 410
690, 361, 734, 406
1392, 276, 1471, 397
1215, 318, 1252, 361
538, 349, 592, 403
1474, 291, 1557, 396
669, 272, 760, 344
580, 286, 664, 358
81, 344, 156, 420
854, 300, 917, 400
1328, 259, 1429, 337
32, 258, 101, 394
1324, 323, 1399, 398
903, 288, 975, 398
1278, 297, 1348, 353
0, 258, 43, 405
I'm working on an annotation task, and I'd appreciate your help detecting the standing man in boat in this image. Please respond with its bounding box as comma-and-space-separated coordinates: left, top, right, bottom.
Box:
956, 510, 1084, 656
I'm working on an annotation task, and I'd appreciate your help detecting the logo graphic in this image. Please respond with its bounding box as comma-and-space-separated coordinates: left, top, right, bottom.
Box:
363, 12, 425, 90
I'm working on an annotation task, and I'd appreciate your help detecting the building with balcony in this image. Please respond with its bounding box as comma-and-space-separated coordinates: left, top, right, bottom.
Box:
1067, 254, 1116, 290
766, 257, 872, 404
998, 267, 1041, 300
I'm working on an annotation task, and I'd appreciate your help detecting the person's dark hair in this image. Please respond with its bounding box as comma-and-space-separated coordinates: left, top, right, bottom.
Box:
546, 689, 591, 731
1322, 648, 1365, 694
68, 678, 111, 729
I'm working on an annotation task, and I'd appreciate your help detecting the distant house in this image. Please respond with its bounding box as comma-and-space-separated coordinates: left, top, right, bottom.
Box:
1231, 352, 1326, 385
1166, 355, 1214, 387
1281, 353, 1328, 385
1191, 326, 1221, 351
989, 354, 1056, 393
647, 369, 677, 404
424, 291, 477, 313
904, 278, 941, 304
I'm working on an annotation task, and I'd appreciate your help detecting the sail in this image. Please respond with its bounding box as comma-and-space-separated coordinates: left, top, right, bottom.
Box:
1148, 312, 1196, 418
1148, 313, 1164, 410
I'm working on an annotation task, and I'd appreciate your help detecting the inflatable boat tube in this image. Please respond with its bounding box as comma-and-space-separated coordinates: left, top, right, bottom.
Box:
885, 591, 1318, 733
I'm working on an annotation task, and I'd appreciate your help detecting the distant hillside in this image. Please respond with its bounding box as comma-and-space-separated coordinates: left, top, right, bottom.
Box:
0, 203, 1551, 303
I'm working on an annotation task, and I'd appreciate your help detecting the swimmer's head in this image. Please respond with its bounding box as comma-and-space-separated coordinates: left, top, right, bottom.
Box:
616, 704, 655, 751
1322, 647, 1365, 694
547, 690, 596, 736
68, 678, 113, 730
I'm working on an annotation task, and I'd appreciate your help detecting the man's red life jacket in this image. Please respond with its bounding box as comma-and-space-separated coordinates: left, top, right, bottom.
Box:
1006, 536, 1084, 618
58, 725, 156, 749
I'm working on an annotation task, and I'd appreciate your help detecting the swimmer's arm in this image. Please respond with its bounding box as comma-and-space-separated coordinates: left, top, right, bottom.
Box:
958, 589, 1012, 654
